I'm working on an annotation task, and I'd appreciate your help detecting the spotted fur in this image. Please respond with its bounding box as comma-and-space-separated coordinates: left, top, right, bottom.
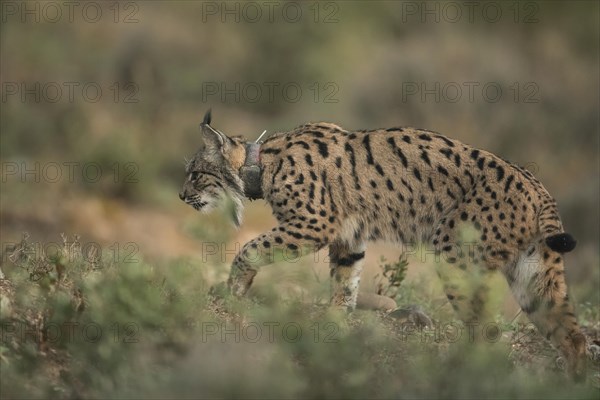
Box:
180, 115, 586, 380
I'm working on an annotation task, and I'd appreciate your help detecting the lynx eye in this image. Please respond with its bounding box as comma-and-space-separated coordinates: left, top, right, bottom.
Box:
190, 171, 200, 181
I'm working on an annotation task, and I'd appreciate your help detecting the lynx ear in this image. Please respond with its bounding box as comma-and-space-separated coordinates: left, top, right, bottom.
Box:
199, 110, 228, 151
200, 125, 225, 150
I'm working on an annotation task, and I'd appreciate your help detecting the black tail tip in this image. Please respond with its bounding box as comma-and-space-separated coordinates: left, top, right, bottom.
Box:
545, 233, 577, 253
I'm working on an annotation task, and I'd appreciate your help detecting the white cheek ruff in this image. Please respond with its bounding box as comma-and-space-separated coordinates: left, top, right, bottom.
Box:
216, 190, 245, 229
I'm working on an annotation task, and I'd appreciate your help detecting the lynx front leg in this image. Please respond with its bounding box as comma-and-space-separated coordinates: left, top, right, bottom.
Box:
329, 240, 366, 311
228, 220, 328, 296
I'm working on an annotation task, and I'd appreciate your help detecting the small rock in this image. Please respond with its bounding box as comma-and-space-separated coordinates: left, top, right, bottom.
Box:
388, 304, 433, 328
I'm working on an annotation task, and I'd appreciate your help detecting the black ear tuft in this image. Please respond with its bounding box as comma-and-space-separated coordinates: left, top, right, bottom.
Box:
202, 109, 212, 126
545, 233, 577, 253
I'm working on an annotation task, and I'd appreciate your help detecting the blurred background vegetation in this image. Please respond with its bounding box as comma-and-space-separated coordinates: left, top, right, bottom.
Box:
1, 1, 599, 398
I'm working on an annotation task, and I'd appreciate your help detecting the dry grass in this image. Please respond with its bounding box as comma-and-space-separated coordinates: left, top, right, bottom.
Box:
1, 235, 599, 399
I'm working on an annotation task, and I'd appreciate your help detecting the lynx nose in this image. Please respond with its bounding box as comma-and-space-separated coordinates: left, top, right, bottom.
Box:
179, 191, 186, 201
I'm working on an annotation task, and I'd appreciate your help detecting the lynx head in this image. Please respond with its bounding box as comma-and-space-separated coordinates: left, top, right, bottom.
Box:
179, 110, 246, 226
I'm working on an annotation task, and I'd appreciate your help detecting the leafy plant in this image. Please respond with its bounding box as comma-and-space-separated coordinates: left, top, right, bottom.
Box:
374, 253, 409, 298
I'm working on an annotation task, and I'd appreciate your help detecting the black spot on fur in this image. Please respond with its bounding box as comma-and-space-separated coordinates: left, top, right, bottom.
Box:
293, 141, 310, 150
504, 175, 514, 193
313, 139, 329, 158
496, 166, 505, 182
305, 154, 314, 166
453, 154, 461, 167
440, 148, 453, 159
435, 135, 455, 148
262, 148, 281, 155
387, 137, 408, 168
363, 135, 375, 164
307, 129, 326, 137
420, 151, 431, 166
413, 168, 422, 182
477, 158, 485, 170
428, 177, 435, 192
436, 201, 443, 212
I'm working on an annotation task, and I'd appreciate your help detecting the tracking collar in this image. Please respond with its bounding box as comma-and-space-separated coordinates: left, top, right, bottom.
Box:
240, 142, 263, 200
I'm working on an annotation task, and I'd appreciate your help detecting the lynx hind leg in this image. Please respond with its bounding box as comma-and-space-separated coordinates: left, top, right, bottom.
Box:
432, 219, 496, 326
329, 240, 366, 311
503, 242, 587, 381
